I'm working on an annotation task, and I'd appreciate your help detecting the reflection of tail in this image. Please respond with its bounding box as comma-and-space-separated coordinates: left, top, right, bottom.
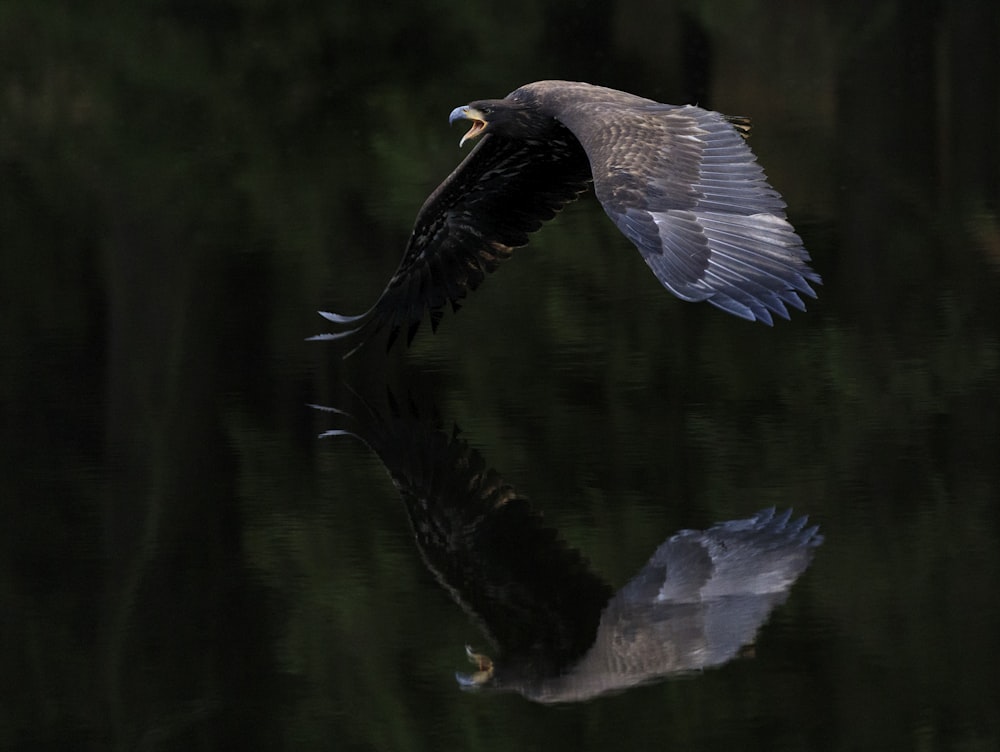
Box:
316, 401, 822, 703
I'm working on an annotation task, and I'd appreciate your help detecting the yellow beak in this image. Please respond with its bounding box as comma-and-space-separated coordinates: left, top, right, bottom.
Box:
449, 106, 488, 147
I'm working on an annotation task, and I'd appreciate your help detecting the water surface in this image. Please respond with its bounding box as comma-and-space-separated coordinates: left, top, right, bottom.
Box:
2, 2, 998, 750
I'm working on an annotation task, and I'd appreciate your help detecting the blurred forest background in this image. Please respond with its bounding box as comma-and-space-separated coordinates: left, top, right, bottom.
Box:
1, 0, 998, 750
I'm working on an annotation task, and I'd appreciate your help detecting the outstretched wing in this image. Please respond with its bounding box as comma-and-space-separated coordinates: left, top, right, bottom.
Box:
315, 128, 591, 351
544, 90, 819, 324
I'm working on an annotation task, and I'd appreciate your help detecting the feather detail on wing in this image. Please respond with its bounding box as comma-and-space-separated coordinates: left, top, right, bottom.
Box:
313, 128, 591, 352
531, 85, 819, 324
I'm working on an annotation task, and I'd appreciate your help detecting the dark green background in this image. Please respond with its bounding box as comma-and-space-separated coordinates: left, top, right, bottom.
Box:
2, 1, 998, 749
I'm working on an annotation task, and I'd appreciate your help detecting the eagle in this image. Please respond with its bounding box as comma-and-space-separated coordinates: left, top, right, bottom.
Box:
316, 81, 820, 352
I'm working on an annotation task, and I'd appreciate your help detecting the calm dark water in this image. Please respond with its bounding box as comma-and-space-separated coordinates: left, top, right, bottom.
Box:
3, 2, 999, 750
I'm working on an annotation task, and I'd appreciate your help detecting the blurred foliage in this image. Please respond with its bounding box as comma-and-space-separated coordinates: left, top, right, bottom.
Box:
1, 0, 999, 750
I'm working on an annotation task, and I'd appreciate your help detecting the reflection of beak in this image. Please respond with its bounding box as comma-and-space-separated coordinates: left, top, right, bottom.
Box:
449, 106, 487, 147
455, 644, 495, 687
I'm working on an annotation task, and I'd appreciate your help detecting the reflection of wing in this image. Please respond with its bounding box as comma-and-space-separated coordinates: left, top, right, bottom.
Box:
514, 508, 823, 703
622, 507, 822, 603
321, 401, 612, 673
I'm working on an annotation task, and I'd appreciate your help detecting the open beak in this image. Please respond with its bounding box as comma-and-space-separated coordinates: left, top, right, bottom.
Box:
449, 106, 487, 147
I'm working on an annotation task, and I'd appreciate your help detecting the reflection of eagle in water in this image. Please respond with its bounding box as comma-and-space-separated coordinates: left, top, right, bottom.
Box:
317, 81, 820, 352
320, 401, 823, 703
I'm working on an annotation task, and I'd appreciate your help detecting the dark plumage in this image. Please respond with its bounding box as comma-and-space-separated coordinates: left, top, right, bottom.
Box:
316, 81, 820, 351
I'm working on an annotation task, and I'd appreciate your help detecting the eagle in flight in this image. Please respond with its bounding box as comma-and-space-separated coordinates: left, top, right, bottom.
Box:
316, 81, 820, 352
